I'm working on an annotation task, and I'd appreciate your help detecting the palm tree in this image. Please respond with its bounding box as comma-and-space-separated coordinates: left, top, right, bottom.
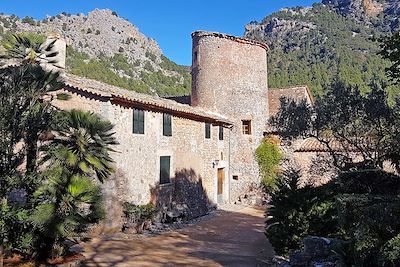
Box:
0, 44, 63, 265
0, 33, 59, 64
0, 33, 118, 262
46, 109, 118, 183
33, 110, 117, 260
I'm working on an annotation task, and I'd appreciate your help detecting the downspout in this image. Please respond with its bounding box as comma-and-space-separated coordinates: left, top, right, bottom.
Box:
227, 124, 234, 203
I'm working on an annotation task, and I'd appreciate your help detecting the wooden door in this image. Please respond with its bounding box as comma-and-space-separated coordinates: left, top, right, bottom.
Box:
217, 168, 224, 196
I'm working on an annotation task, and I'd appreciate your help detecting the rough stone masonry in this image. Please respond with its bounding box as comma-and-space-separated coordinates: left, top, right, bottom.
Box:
51, 30, 270, 227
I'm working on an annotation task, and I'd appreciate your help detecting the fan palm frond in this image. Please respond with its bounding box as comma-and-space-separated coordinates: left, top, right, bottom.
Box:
1, 33, 59, 65
49, 109, 118, 183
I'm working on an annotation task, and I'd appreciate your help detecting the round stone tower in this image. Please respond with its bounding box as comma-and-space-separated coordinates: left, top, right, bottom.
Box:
191, 31, 269, 202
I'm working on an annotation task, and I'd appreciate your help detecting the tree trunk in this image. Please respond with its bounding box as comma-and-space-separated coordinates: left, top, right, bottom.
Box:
0, 244, 4, 267
26, 134, 38, 174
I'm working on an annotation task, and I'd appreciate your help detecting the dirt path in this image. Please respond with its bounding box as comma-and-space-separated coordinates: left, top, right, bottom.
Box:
81, 206, 274, 267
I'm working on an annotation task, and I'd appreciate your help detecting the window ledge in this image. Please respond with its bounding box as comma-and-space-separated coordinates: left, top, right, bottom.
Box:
159, 182, 173, 188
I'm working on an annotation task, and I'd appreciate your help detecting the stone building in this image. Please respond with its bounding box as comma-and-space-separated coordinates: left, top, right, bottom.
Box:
191, 31, 269, 202
47, 30, 294, 226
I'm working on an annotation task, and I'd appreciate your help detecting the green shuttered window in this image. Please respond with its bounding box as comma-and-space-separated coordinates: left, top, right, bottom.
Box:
163, 113, 172, 136
219, 126, 224, 140
133, 108, 144, 134
205, 123, 211, 139
160, 156, 171, 184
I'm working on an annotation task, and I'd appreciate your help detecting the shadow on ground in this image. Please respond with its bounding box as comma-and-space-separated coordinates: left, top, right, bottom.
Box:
81, 206, 274, 267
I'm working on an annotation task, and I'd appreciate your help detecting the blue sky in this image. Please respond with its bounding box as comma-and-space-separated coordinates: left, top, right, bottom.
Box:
0, 0, 319, 65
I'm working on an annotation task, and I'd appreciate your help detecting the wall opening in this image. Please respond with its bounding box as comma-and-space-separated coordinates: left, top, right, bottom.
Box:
242, 120, 252, 135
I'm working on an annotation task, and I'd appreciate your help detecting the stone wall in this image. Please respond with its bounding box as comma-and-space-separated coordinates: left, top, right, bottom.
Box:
191, 31, 269, 201
52, 89, 230, 227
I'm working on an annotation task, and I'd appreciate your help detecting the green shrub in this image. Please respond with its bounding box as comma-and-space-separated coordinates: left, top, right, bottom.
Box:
337, 193, 400, 265
21, 16, 36, 26
65, 46, 191, 96
255, 136, 282, 191
145, 51, 157, 62
266, 167, 341, 255
143, 61, 154, 72
123, 202, 157, 223
338, 169, 400, 195
382, 234, 400, 265
56, 93, 71, 101
267, 167, 400, 265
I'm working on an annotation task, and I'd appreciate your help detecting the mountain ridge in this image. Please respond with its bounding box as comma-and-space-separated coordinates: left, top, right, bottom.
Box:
244, 0, 399, 100
0, 9, 191, 96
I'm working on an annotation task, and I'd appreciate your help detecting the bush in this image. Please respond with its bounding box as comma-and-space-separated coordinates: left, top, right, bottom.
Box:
338, 169, 400, 195
255, 136, 282, 191
123, 203, 157, 224
337, 194, 400, 266
21, 16, 36, 26
267, 167, 400, 266
266, 166, 341, 255
56, 93, 71, 101
143, 61, 154, 72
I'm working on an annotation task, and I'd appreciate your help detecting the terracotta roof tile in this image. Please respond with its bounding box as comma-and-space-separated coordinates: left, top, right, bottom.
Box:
295, 137, 363, 152
62, 73, 232, 125
268, 86, 314, 116
164, 95, 191, 105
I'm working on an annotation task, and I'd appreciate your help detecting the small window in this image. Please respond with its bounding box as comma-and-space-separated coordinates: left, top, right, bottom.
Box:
163, 113, 172, 136
242, 120, 252, 135
205, 123, 211, 139
219, 126, 224, 140
133, 109, 144, 134
233, 175, 239, 180
193, 51, 198, 64
160, 156, 171, 184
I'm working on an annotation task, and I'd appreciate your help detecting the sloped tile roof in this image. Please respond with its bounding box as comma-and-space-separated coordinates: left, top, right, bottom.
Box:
164, 95, 191, 105
295, 137, 363, 152
62, 73, 232, 125
268, 86, 314, 116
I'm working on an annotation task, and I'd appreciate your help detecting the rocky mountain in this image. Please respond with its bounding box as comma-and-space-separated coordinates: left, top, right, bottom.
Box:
244, 0, 399, 100
323, 0, 399, 22
0, 9, 191, 96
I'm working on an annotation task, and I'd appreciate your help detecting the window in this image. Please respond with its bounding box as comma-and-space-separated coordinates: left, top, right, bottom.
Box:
133, 109, 144, 134
242, 120, 252, 135
193, 51, 198, 64
205, 123, 211, 139
163, 113, 172, 136
160, 156, 171, 184
233, 175, 239, 180
219, 126, 224, 140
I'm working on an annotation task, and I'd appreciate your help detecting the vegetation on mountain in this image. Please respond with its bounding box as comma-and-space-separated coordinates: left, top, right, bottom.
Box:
381, 31, 400, 83
245, 2, 399, 101
66, 46, 191, 96
0, 10, 192, 97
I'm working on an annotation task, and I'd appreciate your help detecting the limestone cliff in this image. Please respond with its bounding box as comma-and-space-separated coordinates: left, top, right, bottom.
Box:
322, 0, 399, 19
244, 0, 399, 100
0, 9, 191, 96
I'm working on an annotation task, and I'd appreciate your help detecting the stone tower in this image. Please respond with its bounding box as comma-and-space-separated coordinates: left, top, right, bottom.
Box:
191, 31, 269, 202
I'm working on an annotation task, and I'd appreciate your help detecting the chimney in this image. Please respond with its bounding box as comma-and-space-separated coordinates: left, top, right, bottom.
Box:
41, 32, 66, 70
